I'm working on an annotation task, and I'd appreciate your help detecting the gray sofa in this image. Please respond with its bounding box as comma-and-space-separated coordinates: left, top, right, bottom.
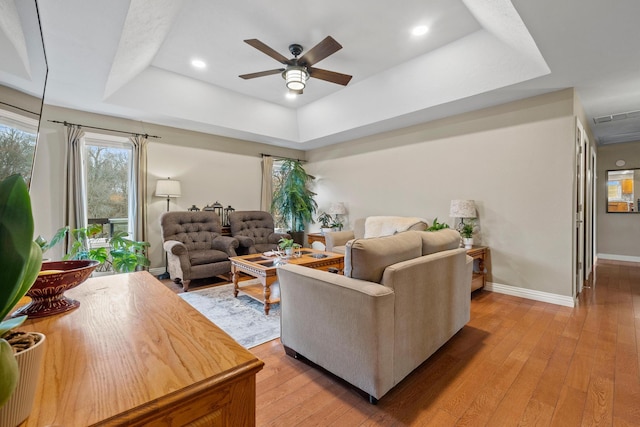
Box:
277, 229, 471, 403
160, 211, 239, 291
325, 216, 428, 254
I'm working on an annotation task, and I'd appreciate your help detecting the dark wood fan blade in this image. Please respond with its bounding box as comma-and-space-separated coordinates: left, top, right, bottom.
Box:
239, 69, 284, 79
244, 39, 291, 64
308, 67, 352, 86
298, 36, 342, 67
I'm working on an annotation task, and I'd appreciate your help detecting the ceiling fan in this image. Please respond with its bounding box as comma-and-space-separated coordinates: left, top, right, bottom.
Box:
239, 36, 352, 94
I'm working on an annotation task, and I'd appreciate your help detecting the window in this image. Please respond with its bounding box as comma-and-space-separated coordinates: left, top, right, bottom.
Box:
271, 158, 288, 231
0, 108, 38, 184
81, 132, 134, 239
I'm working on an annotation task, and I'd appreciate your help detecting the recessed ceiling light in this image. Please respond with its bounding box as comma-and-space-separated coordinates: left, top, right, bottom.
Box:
191, 59, 206, 69
412, 25, 429, 36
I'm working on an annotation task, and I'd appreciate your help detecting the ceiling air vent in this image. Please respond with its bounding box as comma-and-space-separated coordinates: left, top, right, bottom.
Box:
594, 109, 640, 125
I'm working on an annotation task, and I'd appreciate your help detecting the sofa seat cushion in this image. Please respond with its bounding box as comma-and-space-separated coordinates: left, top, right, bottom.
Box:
419, 229, 461, 255
345, 232, 422, 283
189, 249, 230, 266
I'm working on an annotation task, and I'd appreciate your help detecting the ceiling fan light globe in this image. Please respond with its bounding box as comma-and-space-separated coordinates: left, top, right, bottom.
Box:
284, 67, 308, 92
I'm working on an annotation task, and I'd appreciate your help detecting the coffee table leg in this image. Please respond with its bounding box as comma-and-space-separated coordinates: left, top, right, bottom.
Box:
263, 282, 271, 315
232, 265, 239, 297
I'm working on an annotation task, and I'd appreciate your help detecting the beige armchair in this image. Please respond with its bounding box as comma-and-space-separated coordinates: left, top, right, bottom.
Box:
325, 216, 428, 254
160, 211, 239, 291
228, 211, 290, 255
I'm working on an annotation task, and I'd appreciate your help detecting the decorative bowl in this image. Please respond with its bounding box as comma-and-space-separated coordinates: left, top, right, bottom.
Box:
13, 260, 100, 318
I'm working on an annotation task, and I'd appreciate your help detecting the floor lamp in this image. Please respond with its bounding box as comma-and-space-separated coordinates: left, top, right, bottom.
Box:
156, 177, 181, 280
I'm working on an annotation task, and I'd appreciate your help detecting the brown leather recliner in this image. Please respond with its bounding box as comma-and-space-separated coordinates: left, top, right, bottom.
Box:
228, 210, 291, 255
160, 211, 239, 291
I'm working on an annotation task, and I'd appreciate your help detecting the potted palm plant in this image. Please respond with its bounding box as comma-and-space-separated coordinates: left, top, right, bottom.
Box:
271, 159, 318, 245
0, 174, 46, 426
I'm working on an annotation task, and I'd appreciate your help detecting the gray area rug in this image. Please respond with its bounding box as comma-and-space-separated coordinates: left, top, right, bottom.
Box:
178, 283, 280, 349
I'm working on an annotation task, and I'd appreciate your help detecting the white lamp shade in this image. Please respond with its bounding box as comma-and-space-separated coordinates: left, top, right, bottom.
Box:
449, 199, 476, 218
328, 202, 347, 215
155, 179, 181, 198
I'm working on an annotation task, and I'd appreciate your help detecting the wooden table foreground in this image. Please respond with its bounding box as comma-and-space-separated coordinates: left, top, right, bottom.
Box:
19, 271, 264, 426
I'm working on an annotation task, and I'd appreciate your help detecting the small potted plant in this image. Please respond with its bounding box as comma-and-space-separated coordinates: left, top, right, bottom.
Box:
317, 212, 333, 234
278, 237, 302, 257
460, 222, 474, 249
330, 217, 343, 231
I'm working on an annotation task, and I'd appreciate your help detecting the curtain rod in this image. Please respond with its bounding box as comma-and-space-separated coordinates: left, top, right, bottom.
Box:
0, 100, 40, 116
48, 120, 161, 139
260, 153, 305, 163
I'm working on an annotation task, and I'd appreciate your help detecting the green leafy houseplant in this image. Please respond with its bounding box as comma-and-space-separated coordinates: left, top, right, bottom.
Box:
317, 212, 333, 228
271, 159, 318, 234
460, 222, 474, 239
37, 224, 150, 273
427, 218, 450, 231
0, 175, 43, 407
278, 237, 301, 250
330, 217, 343, 230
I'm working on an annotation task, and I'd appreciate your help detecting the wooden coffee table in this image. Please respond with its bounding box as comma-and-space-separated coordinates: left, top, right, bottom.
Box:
230, 248, 344, 314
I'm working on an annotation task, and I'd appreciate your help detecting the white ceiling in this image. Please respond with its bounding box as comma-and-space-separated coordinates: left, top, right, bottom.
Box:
24, 0, 640, 149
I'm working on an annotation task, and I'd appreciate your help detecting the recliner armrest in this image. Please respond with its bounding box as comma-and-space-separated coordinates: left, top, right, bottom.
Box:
211, 235, 239, 256
234, 235, 254, 248
164, 240, 187, 255
324, 230, 355, 251
268, 232, 291, 244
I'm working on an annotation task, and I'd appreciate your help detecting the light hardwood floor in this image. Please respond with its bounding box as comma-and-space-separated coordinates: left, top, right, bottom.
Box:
249, 260, 640, 426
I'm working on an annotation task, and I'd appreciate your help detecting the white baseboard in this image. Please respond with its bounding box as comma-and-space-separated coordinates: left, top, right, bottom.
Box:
485, 282, 575, 308
597, 253, 640, 263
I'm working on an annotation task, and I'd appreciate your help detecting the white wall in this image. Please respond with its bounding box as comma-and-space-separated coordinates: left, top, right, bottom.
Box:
307, 89, 577, 297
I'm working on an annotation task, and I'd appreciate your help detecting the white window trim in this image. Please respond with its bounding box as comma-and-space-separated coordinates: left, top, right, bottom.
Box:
0, 107, 39, 134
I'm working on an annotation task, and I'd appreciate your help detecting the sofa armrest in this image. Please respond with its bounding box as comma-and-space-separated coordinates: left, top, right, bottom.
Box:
277, 264, 395, 399
380, 248, 471, 382
324, 230, 354, 252
211, 235, 239, 256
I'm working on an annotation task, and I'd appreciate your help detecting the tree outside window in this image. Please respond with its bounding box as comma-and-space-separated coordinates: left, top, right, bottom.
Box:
0, 109, 38, 184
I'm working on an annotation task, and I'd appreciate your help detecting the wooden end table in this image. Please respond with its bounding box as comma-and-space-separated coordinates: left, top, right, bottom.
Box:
230, 248, 344, 314
466, 245, 488, 292
307, 232, 326, 246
